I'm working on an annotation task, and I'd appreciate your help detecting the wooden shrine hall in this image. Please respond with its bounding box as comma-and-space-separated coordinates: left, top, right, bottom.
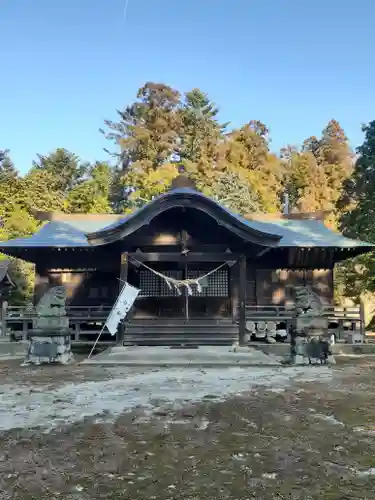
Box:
0, 175, 373, 346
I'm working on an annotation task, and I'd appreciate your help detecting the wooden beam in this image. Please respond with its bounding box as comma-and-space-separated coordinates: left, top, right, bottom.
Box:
256, 246, 272, 258
239, 256, 247, 346
117, 252, 129, 345
129, 252, 241, 262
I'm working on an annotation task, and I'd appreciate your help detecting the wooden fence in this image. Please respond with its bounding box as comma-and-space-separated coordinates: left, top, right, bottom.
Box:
3, 303, 365, 344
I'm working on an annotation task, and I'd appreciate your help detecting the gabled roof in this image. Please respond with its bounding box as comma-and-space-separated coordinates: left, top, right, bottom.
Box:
86, 188, 282, 247
0, 188, 372, 255
239, 217, 372, 249
0, 222, 92, 248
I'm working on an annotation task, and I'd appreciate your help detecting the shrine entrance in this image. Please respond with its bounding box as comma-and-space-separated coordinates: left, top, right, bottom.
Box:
129, 261, 232, 320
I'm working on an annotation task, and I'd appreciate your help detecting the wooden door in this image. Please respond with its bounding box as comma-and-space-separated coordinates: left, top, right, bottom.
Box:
186, 264, 231, 318
135, 268, 185, 318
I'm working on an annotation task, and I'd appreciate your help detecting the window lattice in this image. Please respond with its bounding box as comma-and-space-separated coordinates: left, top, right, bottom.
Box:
187, 268, 229, 297
139, 270, 159, 297
139, 268, 229, 297
139, 269, 183, 297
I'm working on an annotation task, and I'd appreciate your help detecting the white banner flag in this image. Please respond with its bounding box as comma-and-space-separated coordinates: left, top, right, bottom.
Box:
105, 282, 140, 336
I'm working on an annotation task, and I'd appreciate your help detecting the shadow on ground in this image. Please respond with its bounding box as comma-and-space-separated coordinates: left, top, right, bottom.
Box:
0, 358, 375, 499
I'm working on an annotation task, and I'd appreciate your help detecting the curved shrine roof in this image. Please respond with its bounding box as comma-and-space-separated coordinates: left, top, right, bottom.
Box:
0, 188, 372, 252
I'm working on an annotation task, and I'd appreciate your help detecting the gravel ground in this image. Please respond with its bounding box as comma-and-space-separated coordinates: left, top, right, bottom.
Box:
1, 357, 375, 499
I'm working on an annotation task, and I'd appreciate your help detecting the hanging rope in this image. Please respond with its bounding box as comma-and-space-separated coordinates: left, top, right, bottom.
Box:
129, 257, 229, 296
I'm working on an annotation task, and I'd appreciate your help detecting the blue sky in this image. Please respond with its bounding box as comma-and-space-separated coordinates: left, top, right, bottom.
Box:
1, 0, 374, 173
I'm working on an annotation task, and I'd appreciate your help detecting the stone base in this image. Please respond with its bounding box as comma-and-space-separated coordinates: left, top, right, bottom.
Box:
24, 334, 73, 365
82, 346, 282, 366
283, 354, 336, 366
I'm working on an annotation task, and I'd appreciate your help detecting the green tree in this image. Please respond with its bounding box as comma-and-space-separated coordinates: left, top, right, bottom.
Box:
0, 149, 17, 181
340, 121, 375, 216
23, 169, 65, 213
222, 122, 283, 212
302, 121, 353, 213
31, 148, 86, 193
6, 259, 35, 306
0, 207, 39, 241
283, 150, 330, 213
340, 121, 375, 241
302, 135, 325, 165
179, 88, 225, 163
65, 162, 113, 213
336, 121, 375, 303
283, 121, 352, 225
320, 120, 353, 209
209, 169, 264, 215
0, 150, 24, 219
108, 165, 127, 213
226, 121, 270, 171
0, 151, 39, 240
103, 82, 182, 171
103, 84, 229, 209
0, 151, 39, 305
121, 163, 179, 211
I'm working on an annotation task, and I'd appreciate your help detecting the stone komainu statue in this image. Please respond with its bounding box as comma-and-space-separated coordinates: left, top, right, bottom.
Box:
33, 286, 69, 331
294, 286, 327, 334
295, 286, 324, 316
290, 286, 332, 365
36, 286, 67, 316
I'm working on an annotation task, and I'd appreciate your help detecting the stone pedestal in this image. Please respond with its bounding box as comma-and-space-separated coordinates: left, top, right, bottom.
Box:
26, 330, 73, 365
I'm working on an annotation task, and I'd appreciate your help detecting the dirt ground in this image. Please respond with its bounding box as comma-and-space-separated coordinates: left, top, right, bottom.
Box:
1, 357, 375, 499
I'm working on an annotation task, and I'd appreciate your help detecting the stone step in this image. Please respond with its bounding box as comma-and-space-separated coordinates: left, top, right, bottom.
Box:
83, 345, 282, 366
0, 340, 28, 359
124, 319, 239, 346
124, 337, 237, 346
127, 319, 235, 326
125, 326, 238, 334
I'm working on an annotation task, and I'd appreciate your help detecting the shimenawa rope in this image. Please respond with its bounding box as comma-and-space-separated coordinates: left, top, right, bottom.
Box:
87, 260, 230, 359
129, 257, 229, 295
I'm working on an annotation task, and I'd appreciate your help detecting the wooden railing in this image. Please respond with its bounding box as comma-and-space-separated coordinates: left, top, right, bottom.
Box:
5, 304, 363, 322
245, 305, 362, 321
244, 304, 364, 340
6, 305, 112, 321
4, 305, 114, 344
4, 303, 365, 343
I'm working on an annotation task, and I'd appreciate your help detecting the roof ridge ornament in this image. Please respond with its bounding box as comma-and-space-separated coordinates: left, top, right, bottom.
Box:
170, 164, 197, 191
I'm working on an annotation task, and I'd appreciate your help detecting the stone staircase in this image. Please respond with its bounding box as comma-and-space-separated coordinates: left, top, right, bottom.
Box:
123, 318, 239, 346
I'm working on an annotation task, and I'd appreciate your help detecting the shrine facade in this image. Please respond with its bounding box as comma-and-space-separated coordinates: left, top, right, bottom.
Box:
0, 182, 372, 345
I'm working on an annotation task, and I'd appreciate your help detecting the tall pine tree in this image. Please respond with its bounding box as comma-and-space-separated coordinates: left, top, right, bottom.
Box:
103, 82, 182, 172
336, 121, 375, 303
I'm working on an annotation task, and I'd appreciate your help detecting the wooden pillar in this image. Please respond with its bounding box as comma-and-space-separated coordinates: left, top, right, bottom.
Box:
230, 262, 240, 324
239, 256, 247, 346
116, 252, 128, 345
360, 298, 365, 340
0, 300, 6, 337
